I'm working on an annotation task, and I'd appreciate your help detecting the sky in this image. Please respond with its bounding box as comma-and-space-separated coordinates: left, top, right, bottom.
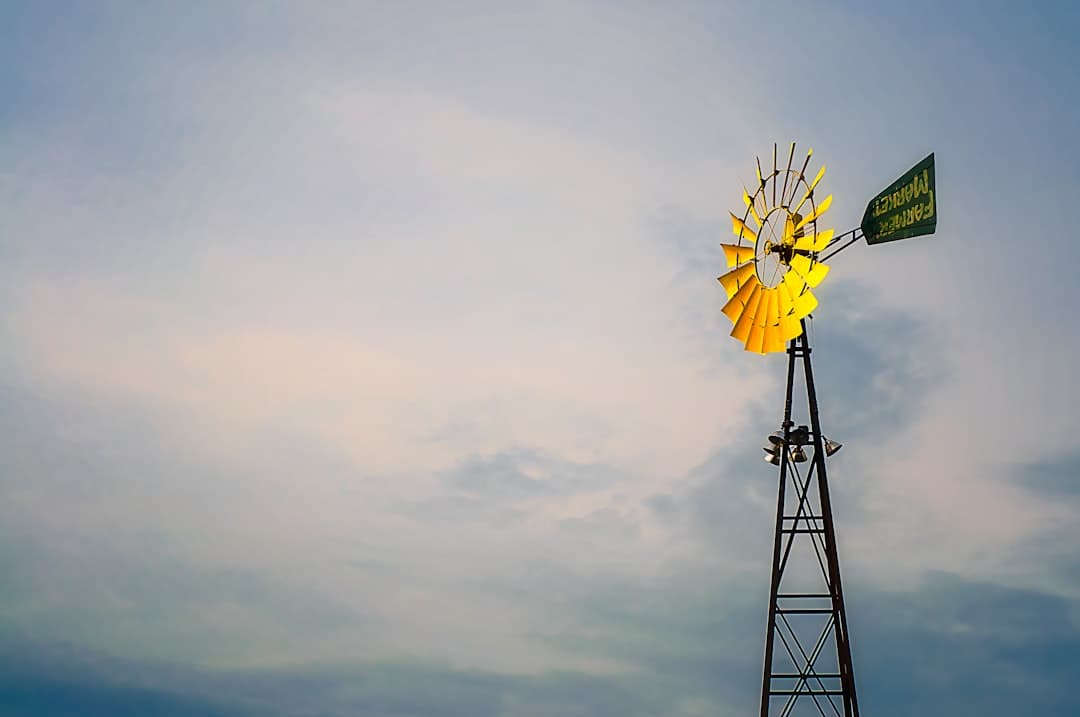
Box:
2, 1, 1079, 715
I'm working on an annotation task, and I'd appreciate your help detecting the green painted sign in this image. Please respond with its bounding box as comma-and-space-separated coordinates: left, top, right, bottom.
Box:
861, 153, 937, 245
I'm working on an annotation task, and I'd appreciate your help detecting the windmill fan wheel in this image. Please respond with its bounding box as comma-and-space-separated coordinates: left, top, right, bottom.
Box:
718, 142, 835, 354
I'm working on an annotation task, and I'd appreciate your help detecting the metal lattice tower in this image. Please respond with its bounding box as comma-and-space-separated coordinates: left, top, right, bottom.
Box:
759, 323, 859, 717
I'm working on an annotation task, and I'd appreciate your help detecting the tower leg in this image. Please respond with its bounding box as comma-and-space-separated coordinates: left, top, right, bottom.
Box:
759, 326, 859, 717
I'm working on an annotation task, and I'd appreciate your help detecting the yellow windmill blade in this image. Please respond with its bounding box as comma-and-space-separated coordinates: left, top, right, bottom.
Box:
747, 289, 780, 354
752, 289, 775, 328
793, 164, 827, 215
731, 212, 757, 242
763, 323, 787, 353
777, 281, 795, 314
794, 194, 833, 232
742, 189, 762, 227
746, 323, 766, 354
811, 229, 835, 252
781, 269, 807, 297
745, 290, 771, 353
765, 290, 789, 354
794, 228, 835, 252
789, 254, 830, 287
721, 274, 761, 321
781, 269, 815, 312
717, 262, 756, 298
721, 243, 757, 268
777, 282, 803, 341
791, 287, 819, 319
779, 313, 803, 341
775, 272, 804, 341
731, 283, 763, 342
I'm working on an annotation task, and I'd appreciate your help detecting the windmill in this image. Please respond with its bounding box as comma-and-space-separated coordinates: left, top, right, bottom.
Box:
718, 143, 937, 717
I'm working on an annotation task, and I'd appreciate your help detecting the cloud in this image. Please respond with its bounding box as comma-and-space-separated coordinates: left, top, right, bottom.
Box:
398, 494, 527, 528
0, 379, 667, 674
2, 375, 1078, 714
1013, 450, 1080, 501
807, 281, 946, 442
5, 568, 1079, 716
0, 638, 669, 717
444, 449, 622, 500
996, 449, 1080, 594
852, 573, 1080, 716
4, 66, 764, 478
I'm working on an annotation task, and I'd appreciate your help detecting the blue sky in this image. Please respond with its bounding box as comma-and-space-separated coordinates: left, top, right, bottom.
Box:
2, 2, 1079, 715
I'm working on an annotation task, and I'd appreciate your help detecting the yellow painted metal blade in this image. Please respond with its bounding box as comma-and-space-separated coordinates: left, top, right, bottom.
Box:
795, 194, 833, 231
791, 287, 818, 319
721, 243, 756, 268
777, 273, 803, 340
783, 214, 795, 242
782, 269, 808, 297
780, 314, 802, 341
811, 228, 835, 252
742, 188, 762, 226
794, 164, 827, 214
789, 254, 830, 287
721, 274, 761, 322
747, 289, 777, 353
794, 228, 835, 252
812, 193, 834, 220
754, 288, 777, 327
730, 284, 762, 341
745, 323, 767, 353
781, 267, 812, 317
777, 281, 795, 316
763, 324, 786, 353
731, 212, 758, 242
717, 262, 756, 298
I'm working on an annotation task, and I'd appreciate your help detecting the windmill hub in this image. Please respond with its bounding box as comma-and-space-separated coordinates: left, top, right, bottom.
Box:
766, 242, 794, 264
755, 209, 795, 287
